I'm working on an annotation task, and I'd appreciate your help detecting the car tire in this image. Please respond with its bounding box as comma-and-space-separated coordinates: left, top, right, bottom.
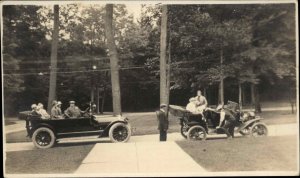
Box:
32, 127, 56, 149
109, 122, 131, 143
239, 127, 251, 136
250, 123, 268, 137
187, 125, 207, 141
180, 123, 189, 139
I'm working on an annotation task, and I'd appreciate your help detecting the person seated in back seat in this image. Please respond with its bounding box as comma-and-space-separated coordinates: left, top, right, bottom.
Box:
37, 103, 50, 119
31, 104, 41, 117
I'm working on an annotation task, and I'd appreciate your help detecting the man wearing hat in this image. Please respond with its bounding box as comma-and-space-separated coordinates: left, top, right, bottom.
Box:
64, 101, 84, 118
156, 104, 169, 141
51, 101, 63, 119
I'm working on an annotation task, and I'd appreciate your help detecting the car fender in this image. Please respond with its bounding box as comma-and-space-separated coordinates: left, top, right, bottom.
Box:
236, 118, 262, 132
30, 123, 56, 137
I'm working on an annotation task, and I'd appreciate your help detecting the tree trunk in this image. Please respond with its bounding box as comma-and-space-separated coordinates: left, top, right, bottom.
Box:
219, 47, 224, 105
105, 4, 122, 116
251, 83, 261, 113
96, 87, 100, 113
238, 82, 242, 110
101, 87, 106, 114
160, 5, 168, 105
90, 87, 94, 103
47, 5, 59, 112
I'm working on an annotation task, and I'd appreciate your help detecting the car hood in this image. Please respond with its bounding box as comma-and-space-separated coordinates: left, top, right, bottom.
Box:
93, 114, 128, 123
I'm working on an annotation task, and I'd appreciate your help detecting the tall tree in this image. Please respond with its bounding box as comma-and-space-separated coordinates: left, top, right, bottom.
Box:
105, 4, 122, 115
47, 5, 59, 112
160, 5, 168, 105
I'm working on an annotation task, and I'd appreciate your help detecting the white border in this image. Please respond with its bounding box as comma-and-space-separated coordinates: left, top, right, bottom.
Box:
2, 0, 299, 177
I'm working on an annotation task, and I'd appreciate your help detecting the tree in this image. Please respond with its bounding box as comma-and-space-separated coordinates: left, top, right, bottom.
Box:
160, 5, 168, 105
47, 5, 60, 112
105, 4, 122, 115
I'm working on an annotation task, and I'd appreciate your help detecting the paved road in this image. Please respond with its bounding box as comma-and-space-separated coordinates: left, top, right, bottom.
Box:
75, 142, 206, 176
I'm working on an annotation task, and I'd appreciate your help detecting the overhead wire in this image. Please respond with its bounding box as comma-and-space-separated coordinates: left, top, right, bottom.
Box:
3, 66, 146, 76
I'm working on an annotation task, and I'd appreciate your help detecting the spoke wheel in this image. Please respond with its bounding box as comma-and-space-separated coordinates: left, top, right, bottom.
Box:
250, 123, 268, 137
187, 125, 207, 141
32, 127, 56, 149
180, 123, 189, 139
109, 123, 131, 143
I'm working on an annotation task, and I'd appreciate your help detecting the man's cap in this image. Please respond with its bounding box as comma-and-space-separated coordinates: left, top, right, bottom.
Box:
57, 101, 62, 105
31, 104, 37, 109
69, 101, 75, 104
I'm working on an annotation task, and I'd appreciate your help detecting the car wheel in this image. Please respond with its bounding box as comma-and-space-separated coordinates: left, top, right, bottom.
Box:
32, 127, 56, 149
109, 123, 131, 143
187, 125, 207, 141
250, 123, 268, 137
180, 123, 189, 139
239, 127, 251, 136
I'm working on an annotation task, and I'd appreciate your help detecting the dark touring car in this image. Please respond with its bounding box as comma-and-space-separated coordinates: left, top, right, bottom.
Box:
19, 108, 132, 149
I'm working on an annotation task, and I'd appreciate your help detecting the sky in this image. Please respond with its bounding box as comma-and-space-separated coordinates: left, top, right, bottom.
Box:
125, 4, 142, 20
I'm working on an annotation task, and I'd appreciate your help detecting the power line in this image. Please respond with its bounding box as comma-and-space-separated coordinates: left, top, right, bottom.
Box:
3, 66, 146, 76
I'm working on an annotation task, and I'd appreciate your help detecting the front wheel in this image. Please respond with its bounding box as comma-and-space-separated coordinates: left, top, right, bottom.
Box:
250, 123, 268, 137
32, 127, 56, 149
187, 125, 207, 141
239, 127, 251, 136
109, 123, 131, 143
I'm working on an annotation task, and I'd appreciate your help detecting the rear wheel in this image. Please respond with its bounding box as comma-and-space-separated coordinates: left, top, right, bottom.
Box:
180, 123, 189, 139
250, 123, 268, 137
109, 123, 131, 143
32, 127, 56, 149
187, 125, 207, 141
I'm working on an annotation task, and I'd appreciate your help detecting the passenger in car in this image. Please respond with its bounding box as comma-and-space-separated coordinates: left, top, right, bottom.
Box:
51, 101, 64, 119
37, 103, 50, 119
64, 101, 84, 118
31, 104, 41, 117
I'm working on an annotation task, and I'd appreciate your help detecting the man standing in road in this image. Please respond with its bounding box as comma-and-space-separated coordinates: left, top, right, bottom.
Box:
64, 101, 84, 118
156, 104, 169, 141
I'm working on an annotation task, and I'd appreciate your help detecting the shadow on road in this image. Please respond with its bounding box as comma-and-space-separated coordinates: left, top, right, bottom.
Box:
56, 140, 111, 148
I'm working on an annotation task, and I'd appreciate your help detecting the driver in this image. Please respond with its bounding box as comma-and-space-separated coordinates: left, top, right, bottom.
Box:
64, 101, 84, 118
216, 104, 238, 139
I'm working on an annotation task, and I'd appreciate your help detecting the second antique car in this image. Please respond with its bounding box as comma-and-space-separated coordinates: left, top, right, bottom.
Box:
169, 101, 268, 141
19, 104, 132, 149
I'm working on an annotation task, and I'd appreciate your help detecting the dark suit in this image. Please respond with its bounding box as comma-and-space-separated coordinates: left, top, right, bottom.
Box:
156, 109, 169, 141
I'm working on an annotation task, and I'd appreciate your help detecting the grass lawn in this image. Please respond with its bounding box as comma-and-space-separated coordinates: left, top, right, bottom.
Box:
5, 144, 94, 174
5, 120, 16, 126
258, 110, 297, 125
177, 135, 298, 172
127, 113, 181, 135
6, 130, 31, 143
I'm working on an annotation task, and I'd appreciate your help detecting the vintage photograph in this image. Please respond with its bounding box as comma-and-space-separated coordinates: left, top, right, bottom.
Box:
2, 0, 299, 177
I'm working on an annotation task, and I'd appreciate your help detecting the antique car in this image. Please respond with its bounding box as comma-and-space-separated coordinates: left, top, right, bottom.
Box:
169, 101, 268, 141
19, 105, 132, 149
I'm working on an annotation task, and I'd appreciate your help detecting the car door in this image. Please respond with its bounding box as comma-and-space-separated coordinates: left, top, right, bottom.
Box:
53, 117, 99, 133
